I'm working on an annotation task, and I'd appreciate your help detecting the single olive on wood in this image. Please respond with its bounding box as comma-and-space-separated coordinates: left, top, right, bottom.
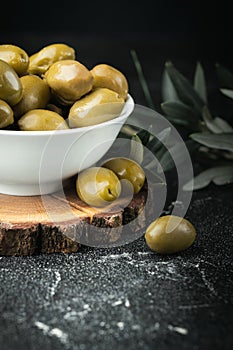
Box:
68, 88, 125, 128
0, 44, 29, 76
91, 63, 128, 100
28, 43, 76, 76
145, 215, 196, 254
101, 157, 145, 194
76, 166, 121, 207
0, 59, 23, 106
18, 109, 69, 131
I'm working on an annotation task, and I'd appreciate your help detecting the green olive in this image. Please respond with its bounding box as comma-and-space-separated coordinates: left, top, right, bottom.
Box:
0, 44, 29, 76
102, 157, 145, 194
18, 109, 69, 131
0, 59, 23, 106
28, 43, 76, 76
145, 215, 196, 254
68, 88, 125, 128
0, 99, 14, 128
91, 63, 128, 100
76, 166, 121, 207
13, 75, 51, 118
44, 59, 93, 105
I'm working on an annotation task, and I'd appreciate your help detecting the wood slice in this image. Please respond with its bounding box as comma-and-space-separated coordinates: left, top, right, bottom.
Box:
0, 178, 149, 256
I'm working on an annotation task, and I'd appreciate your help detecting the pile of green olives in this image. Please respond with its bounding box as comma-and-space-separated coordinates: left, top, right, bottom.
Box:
76, 157, 146, 207
145, 215, 196, 254
0, 43, 129, 131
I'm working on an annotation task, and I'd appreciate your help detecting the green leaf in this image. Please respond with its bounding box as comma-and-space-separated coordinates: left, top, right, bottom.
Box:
161, 101, 197, 121
129, 134, 144, 164
202, 106, 223, 133
161, 68, 179, 102
136, 127, 152, 145
190, 132, 233, 152
158, 139, 198, 173
183, 166, 233, 190
194, 61, 207, 103
220, 88, 233, 99
216, 63, 233, 89
147, 127, 171, 154
214, 117, 233, 132
165, 61, 205, 114
130, 49, 155, 109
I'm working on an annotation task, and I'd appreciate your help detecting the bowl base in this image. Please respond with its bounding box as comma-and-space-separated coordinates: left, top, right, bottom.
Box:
0, 181, 63, 196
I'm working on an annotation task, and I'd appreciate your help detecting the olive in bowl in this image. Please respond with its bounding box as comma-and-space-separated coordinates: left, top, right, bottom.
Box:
0, 94, 134, 196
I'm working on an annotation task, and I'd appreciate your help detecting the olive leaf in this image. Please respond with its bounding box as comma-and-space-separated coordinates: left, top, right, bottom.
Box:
183, 166, 233, 190
135, 126, 152, 145
194, 61, 207, 103
161, 101, 198, 122
190, 132, 233, 152
165, 61, 205, 114
215, 63, 233, 89
129, 134, 144, 164
161, 69, 179, 102
157, 139, 198, 173
220, 88, 233, 100
130, 49, 155, 109
143, 127, 171, 170
214, 117, 233, 132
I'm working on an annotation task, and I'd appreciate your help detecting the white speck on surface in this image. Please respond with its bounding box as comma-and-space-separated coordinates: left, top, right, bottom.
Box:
64, 310, 78, 320
49, 270, 61, 297
49, 328, 68, 344
34, 321, 68, 344
199, 269, 218, 296
112, 300, 123, 306
117, 322, 125, 330
154, 322, 160, 330
132, 324, 141, 330
168, 325, 188, 335
125, 298, 130, 308
34, 321, 50, 333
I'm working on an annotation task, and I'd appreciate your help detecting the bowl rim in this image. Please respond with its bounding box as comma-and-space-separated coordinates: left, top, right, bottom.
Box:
0, 94, 134, 136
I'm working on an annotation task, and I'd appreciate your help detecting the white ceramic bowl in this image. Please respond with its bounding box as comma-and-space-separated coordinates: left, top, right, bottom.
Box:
0, 94, 134, 196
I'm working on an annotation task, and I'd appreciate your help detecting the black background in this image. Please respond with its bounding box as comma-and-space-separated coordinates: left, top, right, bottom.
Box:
1, 0, 232, 63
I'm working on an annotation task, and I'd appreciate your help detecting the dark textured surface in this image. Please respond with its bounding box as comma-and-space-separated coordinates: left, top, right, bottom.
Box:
0, 184, 233, 350
0, 35, 233, 349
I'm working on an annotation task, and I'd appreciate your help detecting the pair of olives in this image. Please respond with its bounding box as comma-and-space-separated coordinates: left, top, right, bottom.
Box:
76, 157, 146, 207
0, 43, 129, 131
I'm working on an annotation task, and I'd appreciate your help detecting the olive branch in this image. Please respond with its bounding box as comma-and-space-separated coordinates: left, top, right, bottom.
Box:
126, 49, 233, 191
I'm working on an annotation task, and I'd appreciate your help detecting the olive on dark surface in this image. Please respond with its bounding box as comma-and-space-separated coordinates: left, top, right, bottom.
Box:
101, 157, 145, 194
0, 44, 29, 76
13, 75, 51, 118
18, 109, 69, 131
145, 215, 197, 254
76, 166, 121, 207
44, 59, 93, 105
0, 59, 23, 106
0, 99, 14, 128
28, 43, 76, 76
91, 63, 129, 100
68, 88, 125, 128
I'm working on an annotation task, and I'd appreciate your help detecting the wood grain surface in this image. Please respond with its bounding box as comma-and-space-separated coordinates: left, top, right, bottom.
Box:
0, 178, 149, 256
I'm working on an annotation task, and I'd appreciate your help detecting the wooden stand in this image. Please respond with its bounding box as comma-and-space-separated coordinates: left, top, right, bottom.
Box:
0, 178, 149, 256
